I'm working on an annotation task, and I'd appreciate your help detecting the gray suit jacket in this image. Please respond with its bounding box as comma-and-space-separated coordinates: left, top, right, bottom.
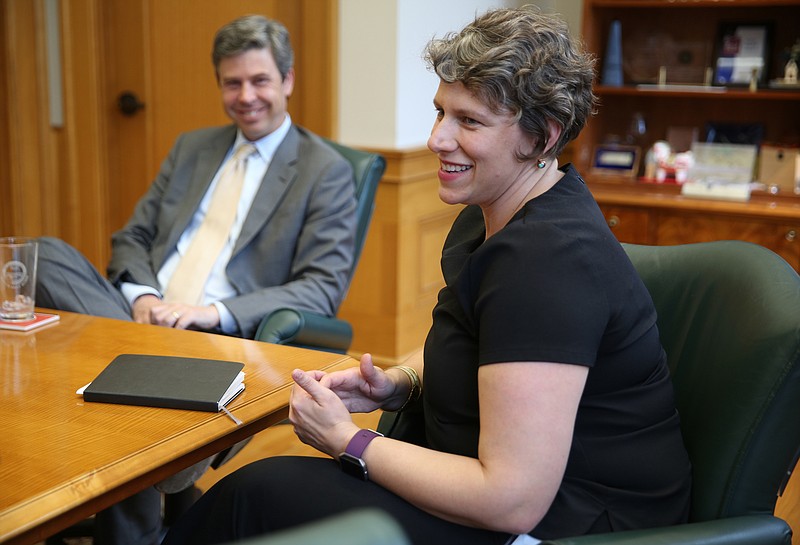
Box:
108, 124, 356, 338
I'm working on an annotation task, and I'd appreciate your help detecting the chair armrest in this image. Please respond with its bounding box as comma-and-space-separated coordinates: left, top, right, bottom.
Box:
539, 515, 792, 545
254, 308, 353, 354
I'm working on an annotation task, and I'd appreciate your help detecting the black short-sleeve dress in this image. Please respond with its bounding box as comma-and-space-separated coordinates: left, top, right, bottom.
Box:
160, 165, 692, 545
423, 164, 692, 538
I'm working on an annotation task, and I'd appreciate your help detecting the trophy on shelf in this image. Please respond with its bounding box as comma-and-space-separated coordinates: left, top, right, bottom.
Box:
770, 39, 800, 88
602, 20, 623, 87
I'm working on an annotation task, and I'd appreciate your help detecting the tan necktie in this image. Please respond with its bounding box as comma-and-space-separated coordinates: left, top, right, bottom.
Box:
163, 143, 256, 305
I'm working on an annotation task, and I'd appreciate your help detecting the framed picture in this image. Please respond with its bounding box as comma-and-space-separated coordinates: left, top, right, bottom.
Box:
591, 144, 641, 178
713, 23, 772, 87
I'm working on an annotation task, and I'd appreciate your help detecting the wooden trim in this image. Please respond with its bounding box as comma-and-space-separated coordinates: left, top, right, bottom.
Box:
60, 0, 110, 266
589, 180, 800, 221
297, 0, 337, 138
4, 0, 47, 238
36, 0, 62, 238
0, 2, 11, 236
362, 146, 440, 184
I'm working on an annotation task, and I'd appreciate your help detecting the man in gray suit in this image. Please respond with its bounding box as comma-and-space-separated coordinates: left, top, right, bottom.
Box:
36, 15, 356, 545
38, 15, 355, 340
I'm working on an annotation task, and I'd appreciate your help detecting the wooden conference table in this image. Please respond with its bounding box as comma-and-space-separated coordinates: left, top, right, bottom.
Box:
0, 310, 354, 545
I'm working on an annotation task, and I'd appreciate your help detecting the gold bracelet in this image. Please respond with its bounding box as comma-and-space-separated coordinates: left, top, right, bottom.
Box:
385, 365, 421, 413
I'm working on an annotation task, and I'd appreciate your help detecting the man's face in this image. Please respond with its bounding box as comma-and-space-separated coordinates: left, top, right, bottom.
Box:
217, 48, 294, 141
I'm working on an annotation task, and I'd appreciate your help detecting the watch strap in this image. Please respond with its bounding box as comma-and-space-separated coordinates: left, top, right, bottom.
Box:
344, 428, 383, 458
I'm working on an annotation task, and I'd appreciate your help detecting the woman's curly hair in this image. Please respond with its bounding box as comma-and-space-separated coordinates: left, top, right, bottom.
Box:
424, 5, 596, 162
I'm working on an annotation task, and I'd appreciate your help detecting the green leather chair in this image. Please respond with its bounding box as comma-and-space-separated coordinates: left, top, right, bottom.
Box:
223, 508, 410, 545
254, 140, 386, 353
381, 241, 800, 544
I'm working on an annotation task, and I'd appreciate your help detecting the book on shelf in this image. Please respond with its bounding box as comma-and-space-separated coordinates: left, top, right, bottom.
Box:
0, 312, 60, 332
78, 354, 245, 412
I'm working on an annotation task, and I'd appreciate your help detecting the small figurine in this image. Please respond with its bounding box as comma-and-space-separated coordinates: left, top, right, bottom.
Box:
782, 39, 799, 84
673, 152, 695, 184
644, 141, 693, 184
786, 58, 798, 84
644, 141, 671, 182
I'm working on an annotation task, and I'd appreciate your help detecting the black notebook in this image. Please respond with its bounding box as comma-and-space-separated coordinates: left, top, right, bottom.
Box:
79, 354, 245, 412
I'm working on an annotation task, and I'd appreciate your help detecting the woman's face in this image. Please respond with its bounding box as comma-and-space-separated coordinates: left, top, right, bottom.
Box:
427, 81, 534, 209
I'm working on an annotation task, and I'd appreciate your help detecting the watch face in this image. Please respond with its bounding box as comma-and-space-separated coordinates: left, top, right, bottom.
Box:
339, 453, 368, 481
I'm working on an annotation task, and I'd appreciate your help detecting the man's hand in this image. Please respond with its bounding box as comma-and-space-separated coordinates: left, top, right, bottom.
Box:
131, 294, 161, 324
132, 295, 221, 330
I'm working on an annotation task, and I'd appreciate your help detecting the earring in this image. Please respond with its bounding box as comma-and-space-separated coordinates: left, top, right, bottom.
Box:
537, 159, 546, 169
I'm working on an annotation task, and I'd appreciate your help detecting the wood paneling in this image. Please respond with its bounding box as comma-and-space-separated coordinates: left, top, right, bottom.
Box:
600, 205, 651, 244
61, 0, 110, 264
593, 181, 800, 271
2, 1, 51, 238
0, 3, 10, 236
101, 0, 150, 236
291, 0, 338, 138
655, 212, 800, 266
0, 0, 111, 262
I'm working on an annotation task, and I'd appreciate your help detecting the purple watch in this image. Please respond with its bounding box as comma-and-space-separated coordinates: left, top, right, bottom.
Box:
339, 429, 383, 480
